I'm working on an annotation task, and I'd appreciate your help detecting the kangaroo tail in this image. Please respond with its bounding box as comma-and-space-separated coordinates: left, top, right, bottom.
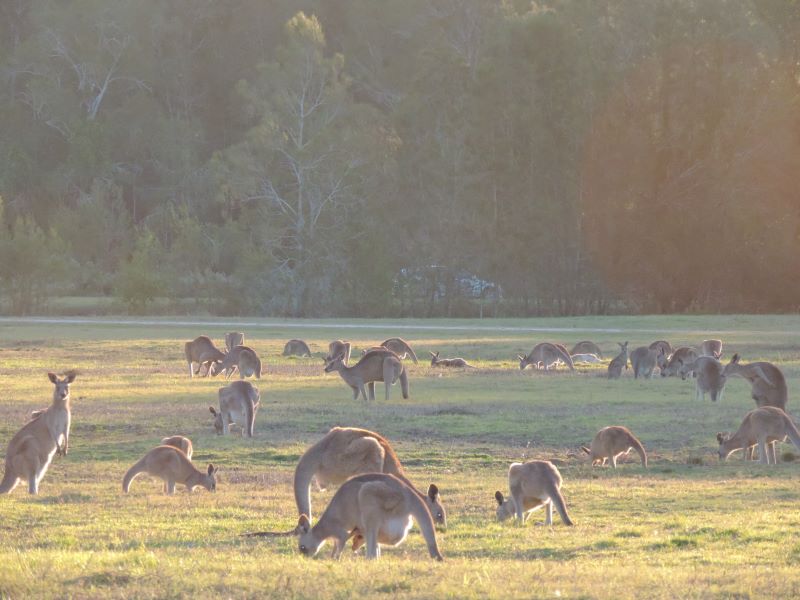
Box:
407, 489, 444, 561
122, 458, 147, 493
782, 413, 800, 453
245, 395, 255, 437
630, 436, 648, 468
404, 342, 419, 364
0, 462, 19, 494
255, 355, 263, 379
184, 342, 193, 363
543, 477, 573, 526
293, 455, 316, 522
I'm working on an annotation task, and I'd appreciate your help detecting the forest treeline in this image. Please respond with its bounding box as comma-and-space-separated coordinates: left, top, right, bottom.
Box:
1, 1, 798, 316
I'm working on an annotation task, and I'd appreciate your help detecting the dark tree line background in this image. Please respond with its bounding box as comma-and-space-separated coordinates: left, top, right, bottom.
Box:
0, 1, 798, 316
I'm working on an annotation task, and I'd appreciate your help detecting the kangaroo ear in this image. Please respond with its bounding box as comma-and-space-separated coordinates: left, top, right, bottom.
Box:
731, 353, 740, 364
298, 514, 311, 534
427, 483, 439, 500
64, 371, 77, 383
209, 406, 217, 415
517, 355, 525, 361
48, 372, 58, 384
495, 490, 504, 505
716, 433, 724, 443
207, 463, 215, 475
580, 446, 591, 455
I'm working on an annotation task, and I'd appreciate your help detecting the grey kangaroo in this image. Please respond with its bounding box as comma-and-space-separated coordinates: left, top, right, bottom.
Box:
324, 349, 409, 402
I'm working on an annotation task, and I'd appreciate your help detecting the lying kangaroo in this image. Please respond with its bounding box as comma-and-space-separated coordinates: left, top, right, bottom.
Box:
660, 346, 699, 377
429, 351, 473, 368
717, 407, 800, 464
0, 372, 76, 495
122, 445, 218, 494
292, 426, 446, 527
582, 426, 647, 468
701, 339, 722, 359
371, 338, 418, 363
722, 354, 787, 411
185, 336, 225, 377
209, 380, 260, 437
607, 342, 629, 379
677, 356, 726, 402
327, 340, 352, 365
571, 353, 603, 364
630, 346, 663, 379
570, 341, 603, 359
283, 339, 312, 357
225, 332, 244, 352
213, 345, 262, 379
325, 349, 408, 402
494, 460, 573, 527
160, 436, 193, 459
649, 340, 673, 356
518, 343, 575, 371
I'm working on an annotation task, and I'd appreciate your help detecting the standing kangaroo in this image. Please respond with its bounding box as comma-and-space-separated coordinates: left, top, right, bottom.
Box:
518, 343, 575, 371
324, 349, 409, 402
630, 346, 663, 379
291, 427, 446, 527
283, 339, 312, 357
721, 354, 787, 411
327, 340, 352, 365
0, 372, 77, 495
607, 342, 629, 379
209, 380, 260, 437
122, 446, 218, 494
570, 341, 603, 359
677, 356, 726, 402
494, 460, 573, 527
660, 347, 699, 377
582, 426, 647, 468
429, 351, 473, 368
185, 336, 225, 378
213, 345, 262, 379
700, 339, 723, 359
225, 332, 244, 352
717, 407, 800, 464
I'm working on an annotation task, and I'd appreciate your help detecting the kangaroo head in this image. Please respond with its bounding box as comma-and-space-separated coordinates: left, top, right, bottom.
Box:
426, 483, 447, 528
721, 353, 741, 378
716, 433, 731, 461
517, 355, 529, 370
48, 371, 76, 402
323, 356, 344, 373
494, 490, 516, 521
202, 463, 219, 491
297, 514, 323, 557
429, 351, 439, 365
209, 406, 225, 434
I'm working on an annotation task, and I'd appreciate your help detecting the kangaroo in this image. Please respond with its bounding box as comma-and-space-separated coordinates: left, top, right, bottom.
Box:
717, 407, 800, 464
607, 342, 629, 379
660, 346, 699, 377
570, 353, 603, 364
630, 346, 663, 379
366, 338, 419, 364
213, 345, 262, 379
701, 339, 723, 359
721, 354, 787, 411
649, 340, 673, 356
677, 356, 726, 402
518, 343, 575, 371
209, 380, 260, 437
570, 341, 603, 359
0, 372, 77, 495
429, 351, 473, 368
494, 460, 573, 527
283, 339, 312, 357
291, 427, 446, 528
122, 445, 218, 494
327, 340, 352, 365
160, 436, 193, 459
185, 336, 225, 378
581, 425, 647, 468
324, 349, 408, 402
225, 332, 244, 352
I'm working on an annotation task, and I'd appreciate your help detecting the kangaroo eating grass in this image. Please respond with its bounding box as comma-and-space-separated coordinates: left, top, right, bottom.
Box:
0, 371, 77, 495
606, 342, 629, 379
630, 346, 663, 379
327, 340, 352, 365
363, 338, 418, 363
225, 332, 244, 352
429, 351, 473, 368
721, 354, 787, 411
123, 446, 218, 494
209, 380, 260, 437
213, 345, 262, 379
701, 339, 723, 359
582, 426, 647, 468
283, 339, 312, 357
246, 473, 444, 561
677, 356, 726, 402
185, 336, 226, 378
570, 341, 603, 359
325, 349, 409, 402
494, 460, 573, 527
518, 343, 575, 371
160, 436, 193, 459
290, 427, 446, 527
660, 346, 699, 378
717, 407, 800, 464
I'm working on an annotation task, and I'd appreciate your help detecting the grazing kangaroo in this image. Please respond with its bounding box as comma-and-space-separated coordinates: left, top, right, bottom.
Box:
209, 380, 260, 437
721, 354, 787, 411
518, 343, 575, 371
660, 347, 699, 377
225, 332, 244, 352
247, 473, 444, 561
570, 341, 603, 359
160, 436, 193, 459
571, 353, 602, 364
701, 339, 723, 359
630, 346, 663, 379
607, 342, 629, 379
327, 340, 352, 365
649, 340, 673, 356
185, 336, 226, 378
494, 460, 573, 527
122, 446, 218, 494
213, 345, 262, 379
370, 338, 419, 364
582, 426, 647, 468
324, 349, 408, 402
677, 356, 726, 402
283, 339, 312, 357
429, 351, 473, 368
291, 427, 446, 527
0, 372, 77, 495
717, 407, 800, 464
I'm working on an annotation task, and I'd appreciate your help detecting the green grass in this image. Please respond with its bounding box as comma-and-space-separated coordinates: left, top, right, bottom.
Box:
0, 315, 799, 598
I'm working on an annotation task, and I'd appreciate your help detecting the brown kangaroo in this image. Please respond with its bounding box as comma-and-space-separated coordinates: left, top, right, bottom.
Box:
122, 445, 218, 494
184, 336, 226, 377
607, 342, 629, 379
721, 354, 787, 411
677, 356, 726, 402
630, 346, 663, 379
326, 340, 352, 365
324, 349, 409, 402
582, 426, 647, 468
225, 332, 245, 352
717, 407, 800, 464
570, 341, 603, 359
518, 343, 575, 371
283, 339, 312, 357
429, 351, 473, 368
701, 339, 723, 359
0, 372, 77, 495
213, 345, 262, 379
494, 460, 573, 526
209, 380, 260, 437
374, 338, 419, 364
660, 347, 699, 377
160, 436, 193, 459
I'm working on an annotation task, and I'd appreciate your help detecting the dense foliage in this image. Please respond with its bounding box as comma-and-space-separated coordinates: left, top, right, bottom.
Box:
0, 1, 798, 316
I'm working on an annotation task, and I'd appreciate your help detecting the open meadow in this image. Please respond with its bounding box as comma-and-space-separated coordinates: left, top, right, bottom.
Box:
1, 315, 799, 599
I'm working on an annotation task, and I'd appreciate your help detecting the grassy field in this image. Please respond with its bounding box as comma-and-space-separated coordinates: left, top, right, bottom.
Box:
0, 315, 799, 599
